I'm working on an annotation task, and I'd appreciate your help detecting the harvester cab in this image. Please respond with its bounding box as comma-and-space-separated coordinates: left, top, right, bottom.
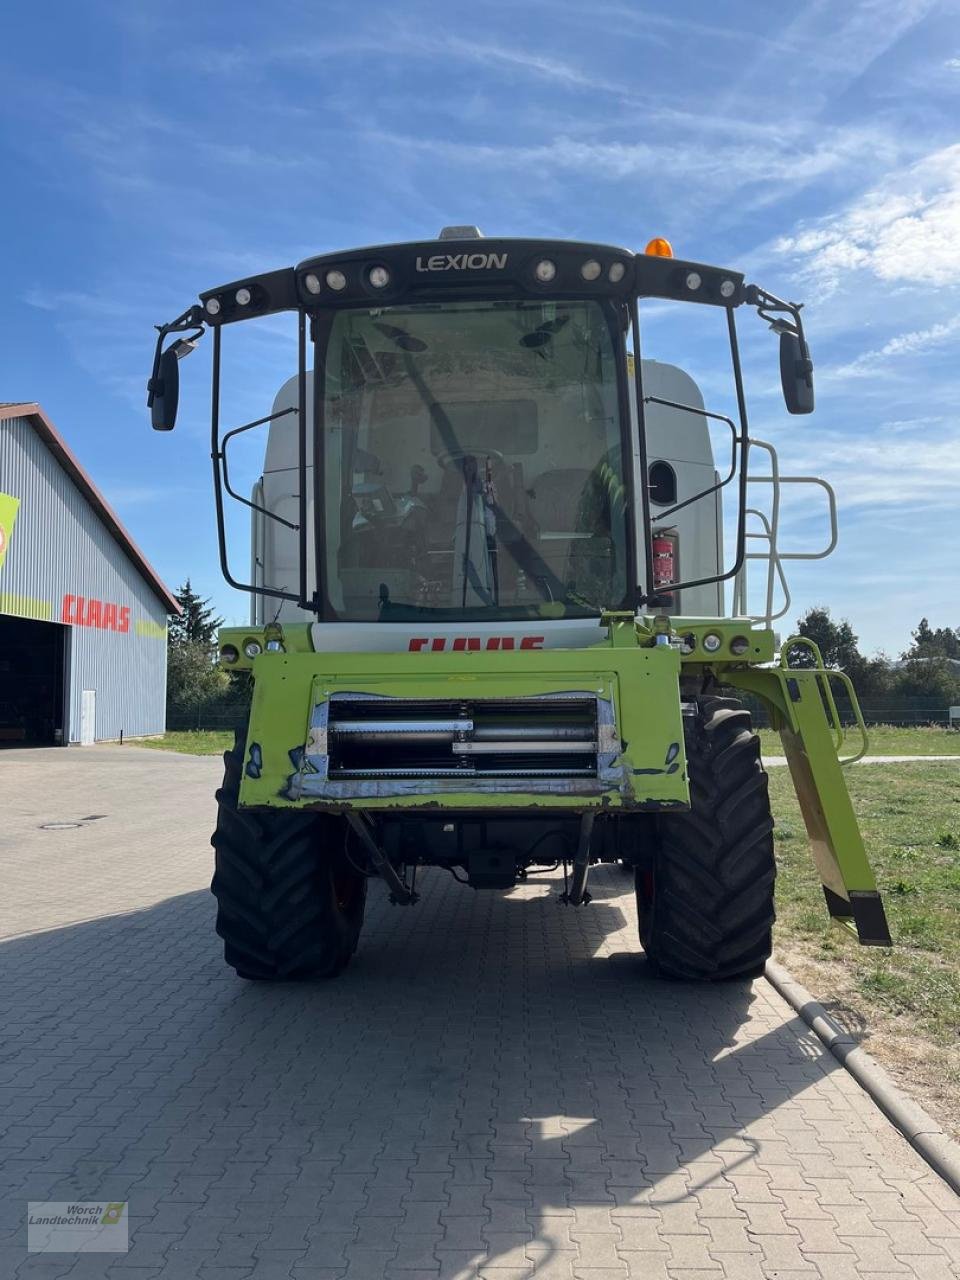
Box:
148, 226, 891, 982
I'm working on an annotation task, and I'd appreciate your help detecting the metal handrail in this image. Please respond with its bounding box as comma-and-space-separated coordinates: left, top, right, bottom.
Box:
732, 507, 792, 622
733, 438, 839, 626
780, 635, 869, 765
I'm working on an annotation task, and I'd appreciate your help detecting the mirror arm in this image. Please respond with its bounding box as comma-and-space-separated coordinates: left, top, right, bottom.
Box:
147, 306, 207, 408
748, 284, 814, 415
744, 284, 806, 342
157, 304, 206, 335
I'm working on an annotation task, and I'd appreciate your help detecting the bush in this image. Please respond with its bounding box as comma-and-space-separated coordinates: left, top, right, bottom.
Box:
167, 640, 230, 710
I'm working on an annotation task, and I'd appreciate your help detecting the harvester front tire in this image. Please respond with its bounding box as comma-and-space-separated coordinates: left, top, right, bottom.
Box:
211, 731, 366, 980
637, 695, 775, 981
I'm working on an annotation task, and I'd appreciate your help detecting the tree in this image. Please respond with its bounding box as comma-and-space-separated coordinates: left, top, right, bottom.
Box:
166, 639, 230, 710
791, 606, 892, 700
902, 617, 960, 661
168, 579, 224, 652
891, 658, 960, 704
793, 606, 862, 669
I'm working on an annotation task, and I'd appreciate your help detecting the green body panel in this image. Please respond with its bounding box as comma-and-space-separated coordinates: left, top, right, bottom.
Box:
217, 616, 776, 673
220, 616, 890, 947
238, 642, 688, 811
725, 664, 891, 946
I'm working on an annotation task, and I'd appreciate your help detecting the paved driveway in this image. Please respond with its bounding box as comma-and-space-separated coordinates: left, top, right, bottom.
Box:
1, 745, 958, 1279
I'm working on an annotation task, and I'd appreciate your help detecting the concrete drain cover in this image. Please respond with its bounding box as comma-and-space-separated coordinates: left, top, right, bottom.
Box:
39, 822, 82, 830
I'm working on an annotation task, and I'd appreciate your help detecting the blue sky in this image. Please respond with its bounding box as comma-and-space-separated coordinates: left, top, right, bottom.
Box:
2, 0, 958, 653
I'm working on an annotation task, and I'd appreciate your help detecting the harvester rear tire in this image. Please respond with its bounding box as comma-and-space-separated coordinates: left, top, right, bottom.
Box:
211, 730, 366, 980
636, 695, 775, 981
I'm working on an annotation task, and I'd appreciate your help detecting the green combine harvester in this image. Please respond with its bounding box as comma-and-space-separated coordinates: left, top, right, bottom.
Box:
148, 226, 891, 982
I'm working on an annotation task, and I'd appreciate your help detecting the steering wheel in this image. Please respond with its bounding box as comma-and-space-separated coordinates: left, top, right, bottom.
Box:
436, 447, 505, 470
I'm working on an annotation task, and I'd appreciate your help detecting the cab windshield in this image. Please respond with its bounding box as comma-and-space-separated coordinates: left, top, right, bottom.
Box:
319, 297, 628, 621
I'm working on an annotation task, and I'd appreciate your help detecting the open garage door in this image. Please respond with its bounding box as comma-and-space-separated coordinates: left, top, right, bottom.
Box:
0, 615, 67, 746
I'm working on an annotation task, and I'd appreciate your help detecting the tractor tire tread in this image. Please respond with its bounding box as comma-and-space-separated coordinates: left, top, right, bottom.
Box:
210, 730, 365, 980
638, 695, 775, 981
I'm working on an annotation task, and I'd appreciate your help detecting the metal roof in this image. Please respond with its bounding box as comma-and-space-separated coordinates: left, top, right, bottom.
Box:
0, 402, 181, 615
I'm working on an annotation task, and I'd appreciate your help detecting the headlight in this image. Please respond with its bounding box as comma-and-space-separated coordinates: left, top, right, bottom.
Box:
720, 278, 736, 298
325, 269, 347, 291
580, 259, 602, 281
243, 640, 263, 659
219, 644, 239, 663
534, 259, 557, 283
702, 633, 723, 653
304, 273, 322, 295
204, 297, 221, 315
730, 635, 750, 656
235, 287, 252, 306
368, 266, 390, 289
685, 271, 702, 291
265, 639, 285, 653
608, 262, 626, 283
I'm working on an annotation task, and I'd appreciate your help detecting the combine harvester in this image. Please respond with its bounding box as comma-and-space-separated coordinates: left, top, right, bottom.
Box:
148, 227, 891, 981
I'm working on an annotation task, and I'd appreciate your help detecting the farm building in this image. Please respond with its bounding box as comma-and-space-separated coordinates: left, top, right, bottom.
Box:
0, 402, 178, 745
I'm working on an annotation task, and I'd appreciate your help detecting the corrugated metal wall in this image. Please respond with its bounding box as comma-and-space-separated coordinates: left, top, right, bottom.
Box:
0, 415, 169, 740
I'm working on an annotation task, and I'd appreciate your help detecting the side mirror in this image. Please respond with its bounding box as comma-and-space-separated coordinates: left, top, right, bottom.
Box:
148, 345, 181, 432
780, 330, 814, 415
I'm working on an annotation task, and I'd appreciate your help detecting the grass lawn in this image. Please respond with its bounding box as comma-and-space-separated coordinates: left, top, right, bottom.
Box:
136, 730, 234, 756
760, 722, 960, 757
148, 723, 960, 759
769, 759, 960, 1138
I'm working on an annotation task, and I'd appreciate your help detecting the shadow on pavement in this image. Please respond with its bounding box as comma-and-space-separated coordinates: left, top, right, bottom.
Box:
0, 864, 844, 1277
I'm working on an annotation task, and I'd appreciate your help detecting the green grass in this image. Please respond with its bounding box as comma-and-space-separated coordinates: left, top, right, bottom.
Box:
144, 723, 955, 760
136, 730, 234, 756
760, 723, 960, 757
769, 760, 960, 1051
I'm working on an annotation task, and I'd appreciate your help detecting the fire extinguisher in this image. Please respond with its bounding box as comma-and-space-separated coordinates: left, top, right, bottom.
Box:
651, 527, 679, 611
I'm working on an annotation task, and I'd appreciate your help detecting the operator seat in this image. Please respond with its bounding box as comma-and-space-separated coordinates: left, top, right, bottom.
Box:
528, 468, 591, 584
530, 465, 618, 603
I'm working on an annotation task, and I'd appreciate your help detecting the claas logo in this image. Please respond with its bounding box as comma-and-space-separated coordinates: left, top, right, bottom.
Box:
408, 635, 544, 652
61, 594, 131, 632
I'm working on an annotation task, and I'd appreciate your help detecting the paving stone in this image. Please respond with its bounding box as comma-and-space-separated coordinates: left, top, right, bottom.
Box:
1, 752, 957, 1280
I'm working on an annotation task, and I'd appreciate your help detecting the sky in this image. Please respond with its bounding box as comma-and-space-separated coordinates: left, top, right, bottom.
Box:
1, 0, 958, 654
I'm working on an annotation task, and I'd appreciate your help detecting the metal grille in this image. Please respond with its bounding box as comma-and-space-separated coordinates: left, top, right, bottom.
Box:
327, 696, 599, 780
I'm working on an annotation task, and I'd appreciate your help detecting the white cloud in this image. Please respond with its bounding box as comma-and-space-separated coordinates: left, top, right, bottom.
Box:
368, 121, 900, 199
881, 317, 960, 355
829, 315, 960, 377
774, 144, 960, 288
945, 57, 960, 69
431, 38, 611, 91
725, 0, 940, 109
776, 430, 960, 511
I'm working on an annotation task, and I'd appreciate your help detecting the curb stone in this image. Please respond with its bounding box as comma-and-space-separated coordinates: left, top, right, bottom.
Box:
765, 957, 960, 1195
